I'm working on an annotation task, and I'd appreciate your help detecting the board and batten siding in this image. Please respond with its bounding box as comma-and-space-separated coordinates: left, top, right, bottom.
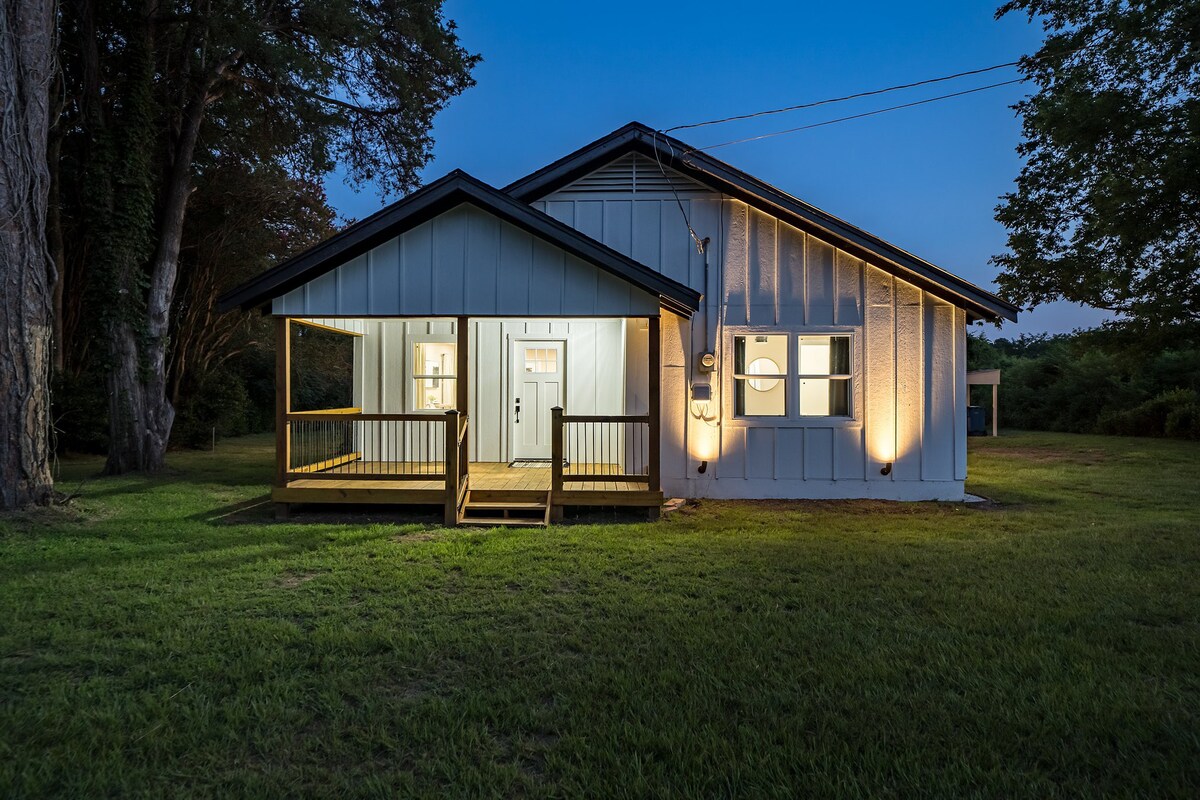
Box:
272, 203, 659, 318
540, 155, 968, 500
353, 318, 625, 464
278, 153, 969, 500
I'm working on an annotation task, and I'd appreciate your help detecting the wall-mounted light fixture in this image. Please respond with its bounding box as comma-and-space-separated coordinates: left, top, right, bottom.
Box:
698, 460, 708, 474
880, 461, 893, 476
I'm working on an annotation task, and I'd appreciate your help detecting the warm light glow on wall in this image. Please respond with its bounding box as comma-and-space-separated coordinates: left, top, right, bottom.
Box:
868, 416, 896, 464
692, 422, 719, 462
867, 408, 920, 471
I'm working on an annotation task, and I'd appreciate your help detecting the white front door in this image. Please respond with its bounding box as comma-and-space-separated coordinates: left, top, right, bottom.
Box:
511, 340, 565, 460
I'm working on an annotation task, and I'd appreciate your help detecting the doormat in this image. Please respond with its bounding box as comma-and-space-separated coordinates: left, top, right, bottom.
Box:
508, 459, 569, 469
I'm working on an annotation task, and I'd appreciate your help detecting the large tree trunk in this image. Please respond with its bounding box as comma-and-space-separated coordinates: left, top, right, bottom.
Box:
47, 78, 65, 375
0, 0, 57, 508
104, 89, 208, 474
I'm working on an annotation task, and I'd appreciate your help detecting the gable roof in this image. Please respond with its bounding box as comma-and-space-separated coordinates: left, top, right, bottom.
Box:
504, 122, 1019, 322
216, 169, 702, 317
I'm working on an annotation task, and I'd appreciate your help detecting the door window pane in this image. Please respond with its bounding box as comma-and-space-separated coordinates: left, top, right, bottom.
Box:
524, 347, 557, 373
734, 335, 787, 416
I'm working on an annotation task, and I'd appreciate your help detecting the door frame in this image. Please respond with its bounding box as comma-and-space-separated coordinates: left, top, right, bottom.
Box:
508, 337, 567, 462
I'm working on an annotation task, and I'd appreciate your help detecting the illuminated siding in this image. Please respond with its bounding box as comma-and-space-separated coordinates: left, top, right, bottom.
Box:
539, 156, 967, 500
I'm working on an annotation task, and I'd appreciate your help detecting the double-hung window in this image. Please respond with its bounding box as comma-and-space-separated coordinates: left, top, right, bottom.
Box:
732, 333, 854, 419
733, 335, 788, 417
798, 335, 852, 417
412, 342, 456, 410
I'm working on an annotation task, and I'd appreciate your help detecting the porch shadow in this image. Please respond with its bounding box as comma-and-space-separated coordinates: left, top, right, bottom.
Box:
187, 494, 276, 525
190, 496, 446, 528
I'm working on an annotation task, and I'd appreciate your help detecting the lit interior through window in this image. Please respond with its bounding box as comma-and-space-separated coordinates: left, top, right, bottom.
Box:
413, 342, 456, 410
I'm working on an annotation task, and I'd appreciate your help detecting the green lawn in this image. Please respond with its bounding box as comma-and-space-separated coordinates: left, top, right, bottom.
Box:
2, 433, 1198, 798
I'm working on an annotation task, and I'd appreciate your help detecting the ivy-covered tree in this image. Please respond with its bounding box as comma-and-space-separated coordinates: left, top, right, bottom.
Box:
0, 0, 56, 508
168, 159, 338, 446
54, 0, 478, 473
994, 0, 1200, 327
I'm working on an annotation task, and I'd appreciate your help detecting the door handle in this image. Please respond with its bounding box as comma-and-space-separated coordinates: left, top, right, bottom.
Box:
514, 398, 521, 423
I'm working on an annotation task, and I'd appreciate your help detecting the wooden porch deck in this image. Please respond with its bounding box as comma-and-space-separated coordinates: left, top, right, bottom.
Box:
273, 461, 662, 509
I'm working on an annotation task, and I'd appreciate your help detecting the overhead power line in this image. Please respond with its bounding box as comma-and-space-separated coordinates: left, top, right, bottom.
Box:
664, 39, 1099, 136
647, 44, 1091, 245
665, 60, 1023, 134
688, 78, 1027, 152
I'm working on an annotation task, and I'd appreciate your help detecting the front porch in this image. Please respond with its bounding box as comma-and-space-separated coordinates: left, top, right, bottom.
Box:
275, 460, 663, 526
273, 315, 663, 526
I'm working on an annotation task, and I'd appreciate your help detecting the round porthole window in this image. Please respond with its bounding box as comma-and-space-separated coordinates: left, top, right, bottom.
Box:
746, 357, 781, 392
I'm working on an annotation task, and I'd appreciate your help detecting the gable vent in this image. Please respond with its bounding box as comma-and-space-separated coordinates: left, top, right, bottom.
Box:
564, 154, 705, 194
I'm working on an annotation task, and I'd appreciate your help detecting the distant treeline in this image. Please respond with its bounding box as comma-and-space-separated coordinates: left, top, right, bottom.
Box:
968, 324, 1200, 440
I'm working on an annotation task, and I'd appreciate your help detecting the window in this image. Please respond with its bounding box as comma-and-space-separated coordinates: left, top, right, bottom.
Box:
798, 335, 851, 416
733, 335, 787, 416
524, 347, 557, 373
412, 342, 456, 410
729, 332, 855, 420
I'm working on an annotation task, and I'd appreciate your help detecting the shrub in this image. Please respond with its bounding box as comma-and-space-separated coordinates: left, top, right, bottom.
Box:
1165, 398, 1200, 440
1097, 389, 1200, 438
172, 369, 255, 450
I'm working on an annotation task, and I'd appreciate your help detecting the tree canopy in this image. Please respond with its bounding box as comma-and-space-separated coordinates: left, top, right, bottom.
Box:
994, 0, 1200, 327
51, 0, 478, 472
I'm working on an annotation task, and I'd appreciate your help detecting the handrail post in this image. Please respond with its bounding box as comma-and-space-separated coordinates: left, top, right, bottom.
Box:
551, 406, 564, 522
647, 315, 661, 494
444, 410, 460, 526
460, 411, 469, 483
275, 317, 291, 488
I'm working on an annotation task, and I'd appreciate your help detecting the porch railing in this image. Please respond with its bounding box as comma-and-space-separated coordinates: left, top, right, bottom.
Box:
283, 408, 470, 523
551, 407, 659, 495
444, 410, 469, 524
285, 411, 454, 480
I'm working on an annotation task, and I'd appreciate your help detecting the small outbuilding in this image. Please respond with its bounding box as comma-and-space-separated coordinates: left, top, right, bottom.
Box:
966, 369, 1003, 436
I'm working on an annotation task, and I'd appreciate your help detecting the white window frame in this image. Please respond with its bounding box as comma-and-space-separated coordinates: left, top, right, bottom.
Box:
408, 336, 457, 413
723, 326, 861, 428
797, 333, 854, 418
731, 333, 789, 418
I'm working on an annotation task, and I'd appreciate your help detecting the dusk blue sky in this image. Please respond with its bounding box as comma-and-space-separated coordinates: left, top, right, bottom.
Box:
324, 0, 1111, 337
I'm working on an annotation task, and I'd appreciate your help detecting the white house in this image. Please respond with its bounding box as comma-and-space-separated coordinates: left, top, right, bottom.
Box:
218, 122, 1018, 525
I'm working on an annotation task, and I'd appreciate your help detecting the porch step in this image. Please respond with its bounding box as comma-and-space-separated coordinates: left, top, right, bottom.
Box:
467, 489, 548, 503
457, 490, 551, 528
466, 501, 546, 511
457, 515, 546, 528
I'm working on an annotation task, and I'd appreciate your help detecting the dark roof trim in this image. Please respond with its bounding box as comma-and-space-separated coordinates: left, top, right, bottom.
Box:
504, 122, 1019, 323
216, 169, 701, 317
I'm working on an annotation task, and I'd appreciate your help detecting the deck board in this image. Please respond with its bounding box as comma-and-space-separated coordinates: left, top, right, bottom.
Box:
277, 461, 657, 507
